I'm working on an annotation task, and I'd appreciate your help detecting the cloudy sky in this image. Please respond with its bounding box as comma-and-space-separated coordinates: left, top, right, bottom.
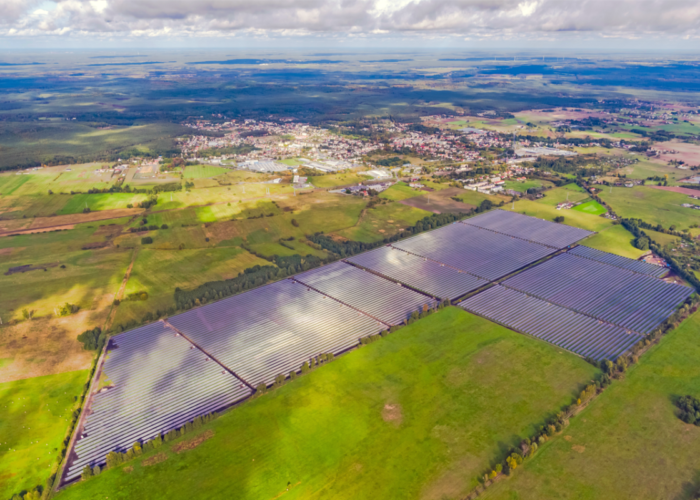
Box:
3, 0, 700, 50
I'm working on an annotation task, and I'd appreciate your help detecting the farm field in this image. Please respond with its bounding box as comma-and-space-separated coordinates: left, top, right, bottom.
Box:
572, 199, 606, 215
0, 370, 89, 499
54, 307, 598, 500
335, 200, 430, 243
511, 199, 613, 233
183, 165, 230, 179
580, 224, 647, 259
483, 310, 700, 500
113, 246, 270, 327
502, 179, 553, 192
598, 185, 700, 230
379, 181, 422, 201
309, 172, 372, 189
453, 189, 510, 207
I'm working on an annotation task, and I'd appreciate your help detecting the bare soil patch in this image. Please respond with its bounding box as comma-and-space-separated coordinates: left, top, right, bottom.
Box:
142, 452, 168, 467
649, 185, 700, 196
382, 403, 403, 425
572, 445, 586, 453
400, 188, 475, 214
173, 429, 215, 453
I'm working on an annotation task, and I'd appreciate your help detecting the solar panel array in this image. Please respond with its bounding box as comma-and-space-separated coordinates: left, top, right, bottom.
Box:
570, 245, 668, 278
459, 286, 643, 361
66, 322, 250, 482
462, 209, 594, 249
392, 223, 555, 281
168, 279, 385, 387
347, 246, 490, 300
502, 253, 693, 334
294, 261, 435, 325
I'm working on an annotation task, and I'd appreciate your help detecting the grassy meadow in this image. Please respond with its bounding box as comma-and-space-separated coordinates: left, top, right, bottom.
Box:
598, 186, 700, 230
0, 370, 89, 499
54, 308, 598, 500
580, 224, 647, 259
483, 310, 700, 500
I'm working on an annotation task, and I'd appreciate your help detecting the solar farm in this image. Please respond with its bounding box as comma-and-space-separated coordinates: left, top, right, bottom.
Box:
64, 210, 694, 482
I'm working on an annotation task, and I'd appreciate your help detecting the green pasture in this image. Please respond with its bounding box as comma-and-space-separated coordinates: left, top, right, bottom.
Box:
580, 224, 646, 259
57, 193, 149, 215
114, 247, 269, 326
453, 190, 509, 207
598, 186, 700, 230
55, 308, 597, 500
484, 311, 700, 500
379, 182, 422, 201
572, 200, 606, 215
183, 165, 230, 179
644, 228, 683, 248
617, 159, 687, 184
0, 370, 89, 499
502, 179, 552, 192
310, 173, 372, 189
537, 183, 588, 207
0, 247, 131, 321
511, 199, 612, 233
336, 201, 430, 243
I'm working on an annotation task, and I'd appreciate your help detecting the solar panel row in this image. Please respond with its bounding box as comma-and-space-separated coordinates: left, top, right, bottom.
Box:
461, 209, 594, 249
168, 279, 386, 387
66, 322, 250, 482
392, 222, 555, 281
347, 245, 490, 300
569, 245, 668, 278
293, 261, 436, 325
502, 253, 693, 334
459, 285, 644, 362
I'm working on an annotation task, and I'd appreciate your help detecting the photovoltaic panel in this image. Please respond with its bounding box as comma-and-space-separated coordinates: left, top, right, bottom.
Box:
66, 322, 250, 482
459, 285, 643, 361
294, 261, 435, 325
570, 245, 668, 278
461, 209, 594, 249
167, 279, 385, 387
391, 223, 554, 281
347, 246, 490, 300
502, 253, 693, 334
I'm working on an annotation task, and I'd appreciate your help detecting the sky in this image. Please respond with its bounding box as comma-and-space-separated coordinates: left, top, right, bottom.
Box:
2, 0, 700, 51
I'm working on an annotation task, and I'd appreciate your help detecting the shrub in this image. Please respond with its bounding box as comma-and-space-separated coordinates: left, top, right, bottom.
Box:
141, 236, 153, 245
291, 219, 299, 227
77, 327, 106, 351
554, 216, 565, 223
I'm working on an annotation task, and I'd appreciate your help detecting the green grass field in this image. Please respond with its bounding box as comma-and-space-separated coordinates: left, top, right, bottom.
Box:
113, 247, 269, 326
183, 165, 230, 179
310, 173, 372, 189
598, 186, 700, 230
453, 190, 509, 207
572, 200, 607, 215
336, 201, 429, 243
483, 310, 700, 500
502, 179, 553, 192
379, 182, 422, 201
511, 200, 613, 233
580, 224, 647, 259
0, 370, 88, 499
55, 308, 597, 500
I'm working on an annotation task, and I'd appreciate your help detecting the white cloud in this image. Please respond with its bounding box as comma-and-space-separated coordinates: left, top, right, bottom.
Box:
2, 0, 700, 41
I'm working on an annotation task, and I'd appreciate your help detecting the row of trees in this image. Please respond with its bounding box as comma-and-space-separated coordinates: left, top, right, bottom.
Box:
80, 412, 219, 481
